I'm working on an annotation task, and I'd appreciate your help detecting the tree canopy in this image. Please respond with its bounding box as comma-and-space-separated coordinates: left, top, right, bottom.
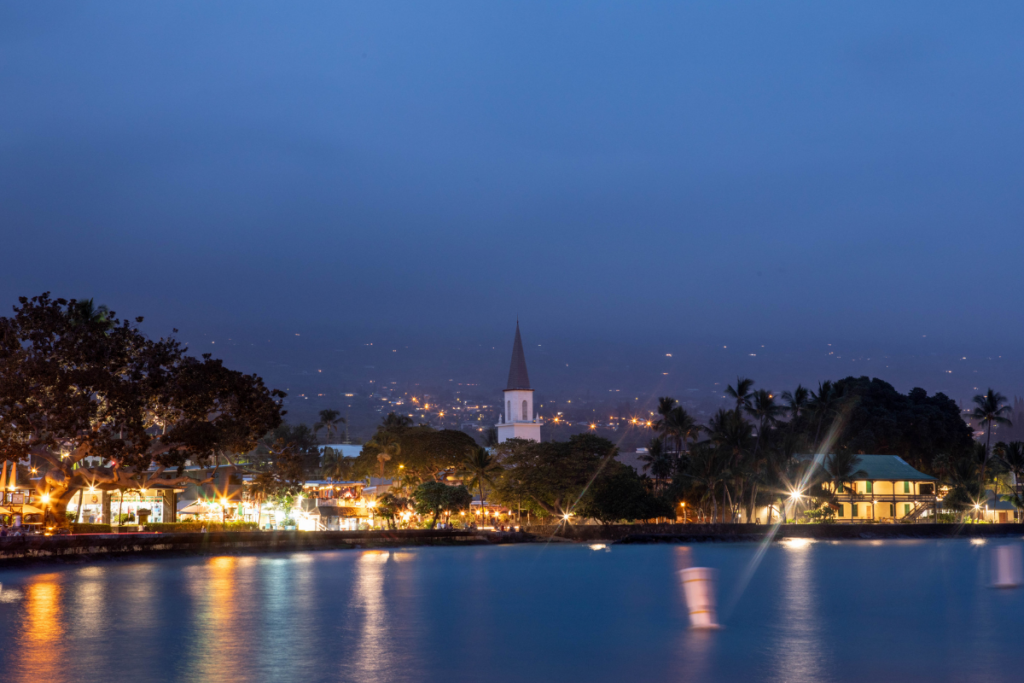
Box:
492, 434, 619, 518
355, 421, 477, 484
0, 293, 285, 525
413, 481, 472, 528
825, 377, 973, 470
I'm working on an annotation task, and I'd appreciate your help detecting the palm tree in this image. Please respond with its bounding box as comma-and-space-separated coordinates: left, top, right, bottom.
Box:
781, 385, 810, 424
684, 443, 732, 523
656, 397, 678, 420
639, 438, 674, 491
707, 409, 754, 466
809, 380, 841, 446
314, 409, 347, 443
745, 390, 784, 453
459, 446, 503, 511
638, 437, 663, 475
375, 492, 410, 529
822, 451, 867, 497
666, 407, 699, 453
972, 388, 1012, 494
249, 471, 277, 529
654, 397, 678, 446
320, 448, 353, 482
998, 441, 1024, 515
707, 409, 754, 522
367, 432, 401, 479
941, 455, 983, 522
381, 412, 414, 432
68, 297, 113, 329
725, 377, 755, 411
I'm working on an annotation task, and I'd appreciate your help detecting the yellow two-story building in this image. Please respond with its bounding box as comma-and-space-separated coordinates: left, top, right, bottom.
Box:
819, 455, 939, 522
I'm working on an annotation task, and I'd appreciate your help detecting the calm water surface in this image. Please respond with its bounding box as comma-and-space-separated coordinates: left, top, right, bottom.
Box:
0, 539, 1019, 683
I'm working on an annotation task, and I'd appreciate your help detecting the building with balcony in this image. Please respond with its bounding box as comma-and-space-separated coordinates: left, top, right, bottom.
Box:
820, 455, 938, 522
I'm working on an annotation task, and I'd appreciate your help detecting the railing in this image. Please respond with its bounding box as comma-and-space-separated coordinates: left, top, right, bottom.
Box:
838, 493, 937, 502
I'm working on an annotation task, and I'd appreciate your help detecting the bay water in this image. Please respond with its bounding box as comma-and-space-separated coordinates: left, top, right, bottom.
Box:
0, 539, 1018, 682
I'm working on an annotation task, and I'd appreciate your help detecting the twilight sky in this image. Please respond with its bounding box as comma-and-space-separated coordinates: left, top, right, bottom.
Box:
3, 2, 1024, 408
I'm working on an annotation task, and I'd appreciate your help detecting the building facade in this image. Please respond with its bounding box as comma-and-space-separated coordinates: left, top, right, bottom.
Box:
820, 455, 939, 522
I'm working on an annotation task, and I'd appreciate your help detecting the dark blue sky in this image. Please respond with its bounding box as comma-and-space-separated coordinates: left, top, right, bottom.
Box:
3, 2, 1024, 406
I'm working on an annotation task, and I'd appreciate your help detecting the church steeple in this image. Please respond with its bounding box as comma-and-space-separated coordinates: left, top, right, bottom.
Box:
506, 322, 531, 390
496, 321, 541, 444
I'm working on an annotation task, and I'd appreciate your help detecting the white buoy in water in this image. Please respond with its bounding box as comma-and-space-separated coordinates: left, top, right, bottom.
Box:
680, 567, 721, 629
992, 545, 1023, 588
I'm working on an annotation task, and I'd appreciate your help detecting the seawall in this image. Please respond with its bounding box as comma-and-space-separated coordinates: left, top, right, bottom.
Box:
522, 523, 1024, 543
0, 529, 530, 566
3, 524, 1023, 567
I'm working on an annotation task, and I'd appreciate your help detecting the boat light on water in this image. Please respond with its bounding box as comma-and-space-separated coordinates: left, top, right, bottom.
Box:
588, 544, 607, 551
992, 545, 1023, 588
680, 567, 721, 630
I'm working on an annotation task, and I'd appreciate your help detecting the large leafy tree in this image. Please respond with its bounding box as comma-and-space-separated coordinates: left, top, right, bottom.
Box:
0, 294, 285, 526
413, 481, 472, 528
355, 423, 477, 484
492, 434, 618, 519
576, 462, 673, 524
827, 377, 974, 472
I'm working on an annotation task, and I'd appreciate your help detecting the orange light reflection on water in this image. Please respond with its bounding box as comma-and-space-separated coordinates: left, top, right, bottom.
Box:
15, 575, 66, 683
188, 556, 242, 681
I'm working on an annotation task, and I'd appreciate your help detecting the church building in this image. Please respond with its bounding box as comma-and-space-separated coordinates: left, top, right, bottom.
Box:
496, 322, 542, 443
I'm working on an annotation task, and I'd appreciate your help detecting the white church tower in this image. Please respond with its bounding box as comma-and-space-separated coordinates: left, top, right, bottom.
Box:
496, 322, 542, 443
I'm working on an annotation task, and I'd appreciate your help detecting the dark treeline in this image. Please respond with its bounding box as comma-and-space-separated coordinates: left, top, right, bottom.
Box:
261, 376, 1023, 525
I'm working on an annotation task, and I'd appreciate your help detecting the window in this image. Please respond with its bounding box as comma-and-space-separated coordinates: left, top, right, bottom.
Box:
904, 503, 911, 516
507, 401, 511, 421
904, 481, 910, 493
852, 504, 858, 517
522, 400, 528, 421
837, 505, 844, 517
889, 504, 895, 516
865, 481, 873, 494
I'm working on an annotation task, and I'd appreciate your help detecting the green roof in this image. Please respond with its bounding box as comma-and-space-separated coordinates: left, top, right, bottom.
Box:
801, 454, 936, 481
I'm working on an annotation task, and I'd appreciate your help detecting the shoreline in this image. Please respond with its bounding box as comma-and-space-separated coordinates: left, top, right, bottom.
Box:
1, 523, 1022, 568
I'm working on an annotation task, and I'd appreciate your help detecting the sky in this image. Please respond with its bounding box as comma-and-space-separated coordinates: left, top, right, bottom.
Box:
3, 2, 1024, 413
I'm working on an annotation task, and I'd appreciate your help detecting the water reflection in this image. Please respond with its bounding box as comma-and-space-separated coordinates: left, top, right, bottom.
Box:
351, 550, 394, 683
188, 556, 244, 682
771, 542, 826, 683
15, 574, 65, 683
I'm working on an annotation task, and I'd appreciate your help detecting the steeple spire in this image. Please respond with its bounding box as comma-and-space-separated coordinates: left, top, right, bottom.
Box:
505, 322, 531, 390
